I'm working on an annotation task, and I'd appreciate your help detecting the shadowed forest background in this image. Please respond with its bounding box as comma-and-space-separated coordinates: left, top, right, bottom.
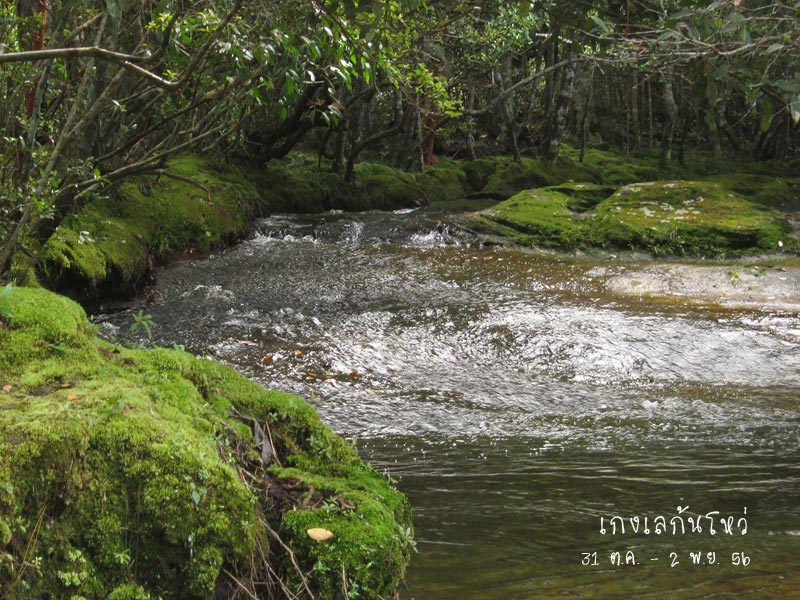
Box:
1, 0, 799, 280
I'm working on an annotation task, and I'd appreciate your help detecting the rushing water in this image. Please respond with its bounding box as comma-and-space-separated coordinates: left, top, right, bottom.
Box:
96, 211, 800, 599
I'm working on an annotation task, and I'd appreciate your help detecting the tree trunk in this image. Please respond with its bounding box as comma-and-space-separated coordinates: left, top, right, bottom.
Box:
543, 55, 575, 163
495, 59, 520, 162
629, 70, 641, 150
659, 73, 677, 169
579, 65, 595, 163
647, 78, 654, 148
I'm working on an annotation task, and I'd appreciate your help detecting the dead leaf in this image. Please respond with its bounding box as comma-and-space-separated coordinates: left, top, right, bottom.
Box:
323, 378, 336, 386
349, 371, 361, 378
67, 394, 79, 401
263, 354, 273, 365
2, 385, 12, 393
307, 528, 334, 541
294, 350, 303, 357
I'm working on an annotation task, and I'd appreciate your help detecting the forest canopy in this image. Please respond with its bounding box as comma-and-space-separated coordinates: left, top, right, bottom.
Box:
1, 0, 798, 278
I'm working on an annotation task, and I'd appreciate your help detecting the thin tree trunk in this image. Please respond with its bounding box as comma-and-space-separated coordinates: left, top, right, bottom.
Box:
495, 60, 520, 162
543, 55, 575, 163
659, 73, 677, 169
579, 65, 594, 163
629, 70, 641, 149
647, 78, 654, 148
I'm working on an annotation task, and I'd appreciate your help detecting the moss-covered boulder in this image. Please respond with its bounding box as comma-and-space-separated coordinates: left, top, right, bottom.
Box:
0, 287, 412, 599
477, 155, 600, 199
593, 180, 794, 256
463, 180, 796, 257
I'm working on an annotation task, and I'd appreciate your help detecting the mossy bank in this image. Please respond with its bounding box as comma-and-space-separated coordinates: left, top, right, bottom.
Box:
0, 287, 413, 599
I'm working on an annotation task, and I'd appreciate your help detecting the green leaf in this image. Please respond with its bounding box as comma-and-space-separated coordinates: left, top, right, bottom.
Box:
774, 79, 800, 93
590, 15, 610, 33
791, 94, 800, 125
759, 100, 773, 132
766, 43, 785, 55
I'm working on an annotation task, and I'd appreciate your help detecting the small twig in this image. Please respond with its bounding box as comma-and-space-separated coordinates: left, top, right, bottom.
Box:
341, 563, 349, 599
264, 556, 303, 600
221, 566, 260, 600
6, 504, 47, 596
263, 418, 283, 467
260, 517, 316, 599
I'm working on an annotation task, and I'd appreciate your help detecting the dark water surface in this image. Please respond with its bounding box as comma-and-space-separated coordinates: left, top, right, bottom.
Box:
97, 211, 800, 599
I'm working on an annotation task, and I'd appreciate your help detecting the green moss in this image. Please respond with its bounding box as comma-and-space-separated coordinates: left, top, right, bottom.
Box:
479, 155, 600, 199
254, 154, 431, 213
708, 174, 800, 211
416, 159, 468, 204
464, 180, 796, 257
351, 162, 428, 210
562, 147, 659, 185
38, 155, 260, 302
0, 287, 413, 599
469, 188, 589, 250
593, 180, 794, 256
461, 156, 508, 192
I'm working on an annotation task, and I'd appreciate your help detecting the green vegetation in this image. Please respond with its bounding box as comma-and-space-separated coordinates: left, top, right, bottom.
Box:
36, 155, 260, 301
3, 0, 798, 281
465, 178, 797, 258
0, 287, 412, 599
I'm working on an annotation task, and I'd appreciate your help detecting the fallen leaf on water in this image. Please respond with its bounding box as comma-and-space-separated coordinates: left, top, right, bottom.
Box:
294, 350, 303, 357
263, 354, 273, 365
323, 378, 336, 386
307, 528, 334, 541
306, 372, 319, 378
2, 385, 13, 392
349, 371, 361, 378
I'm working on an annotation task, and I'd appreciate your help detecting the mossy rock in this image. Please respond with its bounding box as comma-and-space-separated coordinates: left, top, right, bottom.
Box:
466, 188, 590, 250
463, 180, 796, 257
350, 162, 428, 210
562, 147, 659, 186
38, 155, 260, 302
461, 156, 508, 192
594, 180, 795, 256
416, 159, 469, 204
479, 156, 600, 199
252, 154, 342, 213
0, 287, 412, 599
707, 173, 800, 212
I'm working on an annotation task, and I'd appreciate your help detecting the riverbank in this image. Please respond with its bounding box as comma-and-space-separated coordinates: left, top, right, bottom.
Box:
0, 287, 413, 599
30, 148, 798, 305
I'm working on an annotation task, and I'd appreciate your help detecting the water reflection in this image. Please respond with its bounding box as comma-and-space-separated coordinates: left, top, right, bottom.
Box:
362, 438, 800, 600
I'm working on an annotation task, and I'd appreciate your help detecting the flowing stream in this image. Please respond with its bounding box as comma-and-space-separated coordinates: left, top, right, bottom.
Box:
97, 210, 800, 599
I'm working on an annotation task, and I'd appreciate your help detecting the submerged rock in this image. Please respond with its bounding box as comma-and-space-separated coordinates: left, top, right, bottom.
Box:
0, 287, 412, 599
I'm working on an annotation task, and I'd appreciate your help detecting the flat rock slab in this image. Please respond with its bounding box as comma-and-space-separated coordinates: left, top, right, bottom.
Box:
605, 263, 800, 312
